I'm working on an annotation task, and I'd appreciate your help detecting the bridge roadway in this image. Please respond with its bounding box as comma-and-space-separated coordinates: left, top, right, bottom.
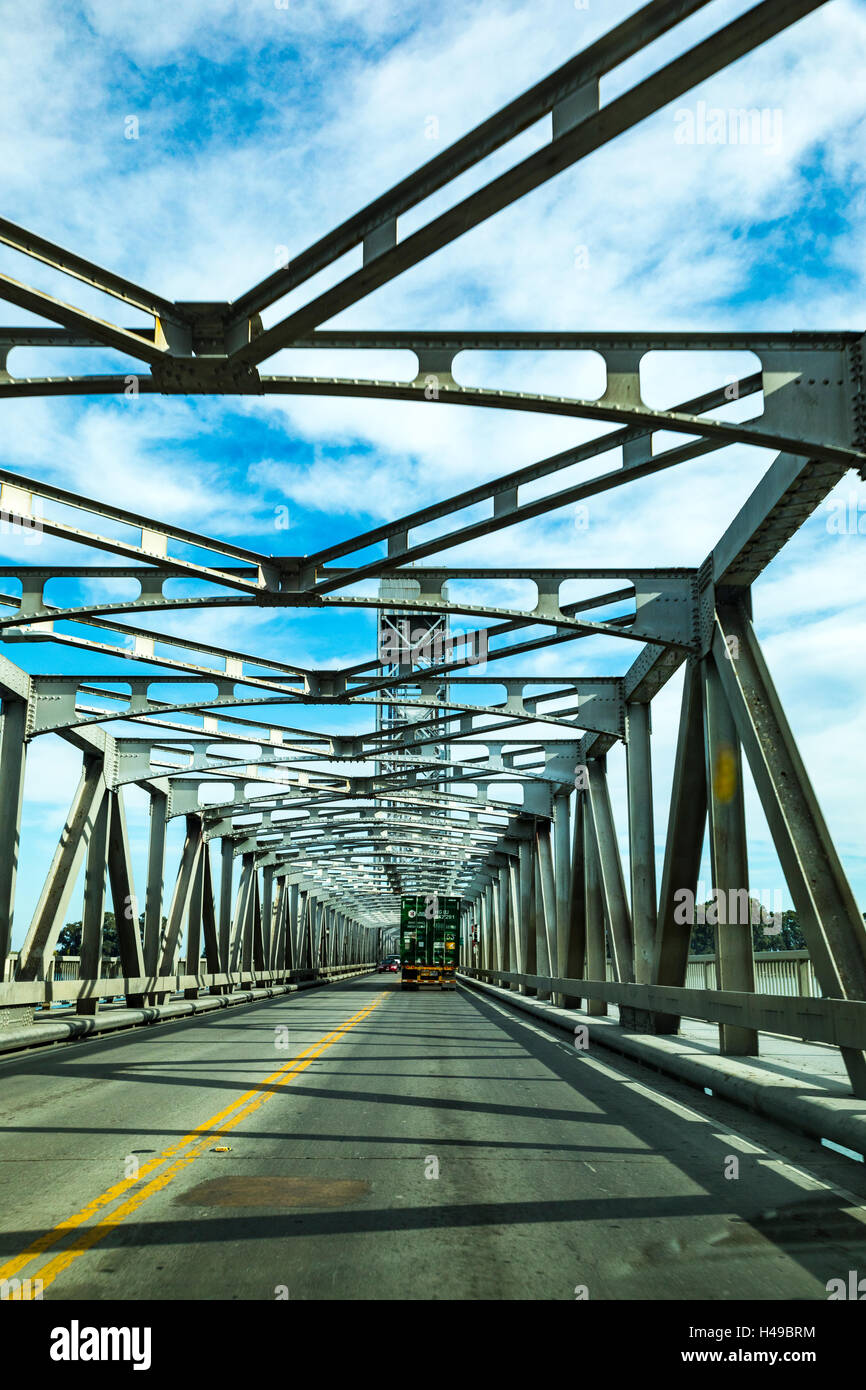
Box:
1, 974, 865, 1301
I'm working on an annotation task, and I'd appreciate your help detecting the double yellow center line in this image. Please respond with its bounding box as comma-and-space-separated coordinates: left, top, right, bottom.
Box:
1, 992, 386, 1297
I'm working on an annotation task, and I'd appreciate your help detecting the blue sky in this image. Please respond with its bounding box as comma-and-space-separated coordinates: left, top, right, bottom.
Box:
1, 0, 865, 947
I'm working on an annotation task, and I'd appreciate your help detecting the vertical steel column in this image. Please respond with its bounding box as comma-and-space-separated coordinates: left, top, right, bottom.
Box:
626, 701, 656, 984
281, 879, 294, 973
702, 654, 757, 1056
144, 789, 167, 978
261, 864, 275, 973
531, 845, 547, 1000
239, 861, 255, 976
250, 870, 265, 974
335, 910, 345, 966
106, 790, 145, 998
0, 697, 26, 982
584, 798, 607, 1016
498, 862, 511, 976
556, 789, 575, 1006
288, 883, 300, 971
712, 605, 866, 1095
199, 844, 221, 975
17, 755, 106, 982
77, 791, 109, 1015
536, 821, 556, 1000
553, 794, 571, 1005
469, 896, 478, 969
183, 848, 205, 1000
322, 905, 332, 968
319, 899, 328, 968
518, 839, 535, 994
229, 853, 254, 973
587, 758, 634, 983
308, 895, 319, 969
564, 791, 587, 1008
508, 858, 521, 980
158, 816, 203, 990
218, 837, 234, 980
270, 876, 285, 973
330, 903, 338, 965
479, 889, 490, 971
653, 658, 707, 1030
297, 890, 309, 967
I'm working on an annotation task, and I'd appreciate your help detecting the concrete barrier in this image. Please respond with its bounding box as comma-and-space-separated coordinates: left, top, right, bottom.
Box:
0, 968, 375, 1057
460, 972, 866, 1160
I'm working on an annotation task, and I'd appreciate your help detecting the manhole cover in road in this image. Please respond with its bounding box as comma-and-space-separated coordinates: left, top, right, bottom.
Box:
175, 1177, 372, 1208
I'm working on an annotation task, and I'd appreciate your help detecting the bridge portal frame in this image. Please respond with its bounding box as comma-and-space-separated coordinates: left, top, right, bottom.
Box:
0, 0, 864, 1092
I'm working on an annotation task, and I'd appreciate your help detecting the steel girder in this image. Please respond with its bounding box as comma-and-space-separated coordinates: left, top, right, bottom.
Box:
0, 0, 864, 1093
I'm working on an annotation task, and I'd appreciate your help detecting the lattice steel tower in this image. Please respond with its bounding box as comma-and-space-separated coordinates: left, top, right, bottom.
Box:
376, 576, 452, 897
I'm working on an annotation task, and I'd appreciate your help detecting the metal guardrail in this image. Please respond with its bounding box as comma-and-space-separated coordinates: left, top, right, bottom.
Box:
682, 951, 819, 997
0, 957, 375, 1009
459, 967, 866, 1051
464, 951, 819, 999
17, 950, 819, 992
615, 951, 822, 998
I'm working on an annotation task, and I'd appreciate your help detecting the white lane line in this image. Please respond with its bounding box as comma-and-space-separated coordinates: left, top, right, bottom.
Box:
469, 985, 866, 1212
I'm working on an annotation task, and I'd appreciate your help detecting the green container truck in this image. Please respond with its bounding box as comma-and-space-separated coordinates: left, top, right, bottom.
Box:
399, 894, 461, 990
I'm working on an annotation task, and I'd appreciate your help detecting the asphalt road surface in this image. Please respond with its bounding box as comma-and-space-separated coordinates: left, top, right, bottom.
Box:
1, 974, 865, 1301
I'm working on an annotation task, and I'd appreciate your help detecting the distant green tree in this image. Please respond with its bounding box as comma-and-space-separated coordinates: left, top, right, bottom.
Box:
752, 909, 805, 951
55, 910, 164, 961
56, 912, 156, 955
56, 911, 121, 958
688, 917, 715, 956
689, 902, 806, 954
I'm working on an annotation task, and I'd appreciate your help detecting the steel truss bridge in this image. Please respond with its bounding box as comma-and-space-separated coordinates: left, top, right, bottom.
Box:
1, 0, 865, 1106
